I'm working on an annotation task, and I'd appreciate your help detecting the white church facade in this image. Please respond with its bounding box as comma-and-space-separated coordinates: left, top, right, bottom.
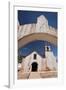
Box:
20, 46, 57, 73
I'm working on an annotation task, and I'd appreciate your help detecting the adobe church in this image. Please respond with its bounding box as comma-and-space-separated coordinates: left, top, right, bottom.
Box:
21, 45, 57, 73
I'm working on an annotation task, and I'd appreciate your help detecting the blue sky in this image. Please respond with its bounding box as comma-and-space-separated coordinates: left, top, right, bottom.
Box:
18, 10, 57, 29
18, 40, 57, 58
18, 10, 57, 58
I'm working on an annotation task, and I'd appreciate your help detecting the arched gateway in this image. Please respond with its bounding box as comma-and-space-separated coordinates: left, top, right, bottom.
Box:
18, 33, 57, 48
18, 15, 57, 48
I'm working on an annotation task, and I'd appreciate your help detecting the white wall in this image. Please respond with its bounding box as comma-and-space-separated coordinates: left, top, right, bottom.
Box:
45, 51, 57, 70
22, 51, 43, 72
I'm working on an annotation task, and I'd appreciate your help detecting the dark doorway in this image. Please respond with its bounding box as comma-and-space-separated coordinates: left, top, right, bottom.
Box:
31, 62, 38, 72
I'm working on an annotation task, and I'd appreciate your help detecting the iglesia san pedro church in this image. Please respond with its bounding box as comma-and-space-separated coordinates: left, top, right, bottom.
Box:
17, 14, 57, 79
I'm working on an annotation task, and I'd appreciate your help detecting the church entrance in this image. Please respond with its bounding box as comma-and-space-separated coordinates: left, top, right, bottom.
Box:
31, 62, 38, 72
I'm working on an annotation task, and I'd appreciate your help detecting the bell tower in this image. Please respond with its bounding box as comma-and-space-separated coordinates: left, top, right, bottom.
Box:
45, 46, 51, 52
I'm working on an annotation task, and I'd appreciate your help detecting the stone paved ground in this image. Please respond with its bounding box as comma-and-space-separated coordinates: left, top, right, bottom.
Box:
29, 72, 41, 79
18, 71, 57, 79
